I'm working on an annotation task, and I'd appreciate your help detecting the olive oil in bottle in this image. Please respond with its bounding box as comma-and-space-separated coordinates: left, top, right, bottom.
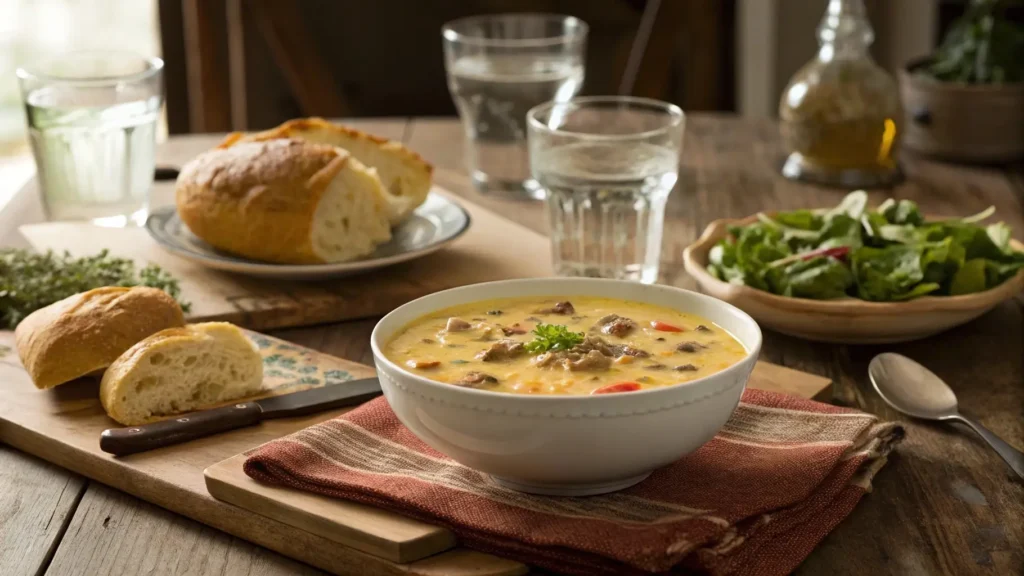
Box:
779, 0, 903, 187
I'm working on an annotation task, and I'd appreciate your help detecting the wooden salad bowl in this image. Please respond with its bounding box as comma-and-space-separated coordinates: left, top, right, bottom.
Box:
682, 215, 1024, 344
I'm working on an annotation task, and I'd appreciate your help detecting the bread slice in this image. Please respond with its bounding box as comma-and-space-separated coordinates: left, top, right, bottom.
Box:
15, 287, 185, 390
99, 322, 264, 425
176, 139, 393, 264
220, 118, 433, 225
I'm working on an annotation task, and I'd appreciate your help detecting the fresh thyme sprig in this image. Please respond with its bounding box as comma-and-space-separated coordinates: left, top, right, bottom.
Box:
0, 248, 191, 329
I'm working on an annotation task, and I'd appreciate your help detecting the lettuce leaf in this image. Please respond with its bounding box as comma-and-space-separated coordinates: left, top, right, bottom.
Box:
920, 237, 965, 286
852, 244, 928, 301
773, 209, 821, 231
950, 259, 988, 295
816, 214, 863, 250
825, 190, 868, 220
767, 256, 854, 299
878, 198, 924, 226
708, 223, 792, 291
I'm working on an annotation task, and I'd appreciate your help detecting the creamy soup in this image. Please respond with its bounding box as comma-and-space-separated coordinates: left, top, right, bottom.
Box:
384, 297, 747, 395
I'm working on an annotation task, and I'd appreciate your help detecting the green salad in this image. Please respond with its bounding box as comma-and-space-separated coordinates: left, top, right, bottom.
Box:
706, 191, 1024, 302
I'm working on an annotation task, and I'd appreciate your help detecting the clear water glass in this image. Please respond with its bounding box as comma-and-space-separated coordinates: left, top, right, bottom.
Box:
18, 51, 164, 227
528, 96, 684, 283
443, 14, 587, 200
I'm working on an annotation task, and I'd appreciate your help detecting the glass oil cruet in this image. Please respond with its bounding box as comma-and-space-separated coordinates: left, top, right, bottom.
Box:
779, 0, 903, 187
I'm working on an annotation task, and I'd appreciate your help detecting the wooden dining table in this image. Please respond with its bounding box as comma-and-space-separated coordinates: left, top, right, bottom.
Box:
2, 115, 1022, 576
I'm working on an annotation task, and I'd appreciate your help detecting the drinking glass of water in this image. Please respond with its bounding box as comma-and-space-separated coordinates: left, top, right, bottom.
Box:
18, 51, 164, 226
527, 96, 684, 284
443, 14, 587, 199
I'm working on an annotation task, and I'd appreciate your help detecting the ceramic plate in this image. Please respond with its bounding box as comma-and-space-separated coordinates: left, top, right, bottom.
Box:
683, 215, 1024, 344
146, 192, 470, 279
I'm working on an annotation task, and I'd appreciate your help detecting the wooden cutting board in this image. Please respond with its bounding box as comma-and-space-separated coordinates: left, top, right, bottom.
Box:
0, 329, 524, 576
18, 187, 553, 331
0, 323, 831, 576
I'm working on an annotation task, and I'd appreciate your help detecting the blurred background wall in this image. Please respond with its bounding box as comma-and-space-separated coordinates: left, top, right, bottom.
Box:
156, 0, 948, 133
0, 0, 1015, 148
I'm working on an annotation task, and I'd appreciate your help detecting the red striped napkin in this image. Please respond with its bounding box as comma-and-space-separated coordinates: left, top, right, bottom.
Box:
244, 390, 903, 575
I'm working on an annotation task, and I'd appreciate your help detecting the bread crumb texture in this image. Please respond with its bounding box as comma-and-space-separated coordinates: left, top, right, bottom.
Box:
100, 322, 263, 425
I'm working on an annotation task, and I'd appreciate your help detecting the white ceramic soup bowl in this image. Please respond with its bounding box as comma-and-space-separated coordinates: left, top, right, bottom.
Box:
370, 278, 762, 496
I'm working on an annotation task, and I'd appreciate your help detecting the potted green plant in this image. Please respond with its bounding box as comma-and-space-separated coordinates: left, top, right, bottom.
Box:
899, 0, 1024, 162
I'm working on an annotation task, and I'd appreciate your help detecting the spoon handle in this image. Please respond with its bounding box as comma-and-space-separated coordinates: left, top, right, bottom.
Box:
953, 414, 1024, 480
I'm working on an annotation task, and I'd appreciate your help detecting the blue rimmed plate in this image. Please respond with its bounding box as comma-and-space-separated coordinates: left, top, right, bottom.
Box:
146, 192, 470, 280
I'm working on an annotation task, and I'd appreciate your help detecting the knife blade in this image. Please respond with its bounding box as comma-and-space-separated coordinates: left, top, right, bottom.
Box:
99, 377, 382, 456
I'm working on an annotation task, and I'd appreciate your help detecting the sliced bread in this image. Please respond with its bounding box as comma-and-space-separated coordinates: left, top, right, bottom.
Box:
220, 118, 433, 225
15, 287, 185, 390
176, 138, 393, 264
99, 322, 264, 425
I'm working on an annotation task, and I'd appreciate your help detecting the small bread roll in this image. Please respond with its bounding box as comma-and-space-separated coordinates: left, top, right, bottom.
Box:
220, 118, 433, 225
176, 139, 392, 264
99, 322, 264, 425
15, 287, 185, 390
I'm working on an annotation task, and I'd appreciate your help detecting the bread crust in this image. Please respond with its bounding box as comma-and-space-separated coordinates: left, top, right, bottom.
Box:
221, 118, 433, 224
14, 287, 185, 390
220, 117, 433, 179
176, 139, 354, 264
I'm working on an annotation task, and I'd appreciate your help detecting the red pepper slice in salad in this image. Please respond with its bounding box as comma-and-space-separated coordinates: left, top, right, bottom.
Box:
769, 245, 851, 268
806, 246, 850, 261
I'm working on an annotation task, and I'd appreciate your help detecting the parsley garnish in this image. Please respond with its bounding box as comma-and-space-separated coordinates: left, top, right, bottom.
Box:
524, 323, 584, 354
0, 248, 191, 329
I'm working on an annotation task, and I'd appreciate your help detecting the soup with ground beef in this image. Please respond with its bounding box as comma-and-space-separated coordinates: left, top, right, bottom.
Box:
383, 297, 747, 395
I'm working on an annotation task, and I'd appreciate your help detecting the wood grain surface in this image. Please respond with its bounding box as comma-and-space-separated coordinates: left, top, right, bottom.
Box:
19, 187, 553, 331
2, 116, 1022, 576
0, 447, 86, 576
44, 483, 325, 576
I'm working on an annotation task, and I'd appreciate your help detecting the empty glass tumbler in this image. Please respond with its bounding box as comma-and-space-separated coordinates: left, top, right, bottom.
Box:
443, 14, 587, 199
527, 96, 684, 284
18, 51, 163, 226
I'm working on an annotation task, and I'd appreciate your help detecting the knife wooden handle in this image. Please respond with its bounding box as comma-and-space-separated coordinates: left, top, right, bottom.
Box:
100, 402, 263, 456
154, 166, 180, 181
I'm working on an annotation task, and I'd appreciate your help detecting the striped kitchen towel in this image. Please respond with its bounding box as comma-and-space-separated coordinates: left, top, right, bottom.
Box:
244, 390, 903, 575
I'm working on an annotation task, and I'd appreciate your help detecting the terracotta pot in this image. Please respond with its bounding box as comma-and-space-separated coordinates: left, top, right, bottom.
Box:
898, 59, 1024, 163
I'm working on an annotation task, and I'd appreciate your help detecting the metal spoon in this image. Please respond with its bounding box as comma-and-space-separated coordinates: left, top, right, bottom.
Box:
869, 352, 1024, 480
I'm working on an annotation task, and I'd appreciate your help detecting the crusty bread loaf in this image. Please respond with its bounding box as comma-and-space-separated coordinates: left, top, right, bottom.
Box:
220, 118, 433, 225
99, 322, 264, 425
176, 139, 392, 264
15, 287, 185, 390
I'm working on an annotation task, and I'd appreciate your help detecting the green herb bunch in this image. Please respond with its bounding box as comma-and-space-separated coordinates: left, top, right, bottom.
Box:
0, 249, 191, 329
524, 323, 584, 354
925, 0, 1024, 83
706, 190, 1024, 302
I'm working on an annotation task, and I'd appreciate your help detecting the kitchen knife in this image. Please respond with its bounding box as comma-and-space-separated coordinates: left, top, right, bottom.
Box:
99, 377, 382, 456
